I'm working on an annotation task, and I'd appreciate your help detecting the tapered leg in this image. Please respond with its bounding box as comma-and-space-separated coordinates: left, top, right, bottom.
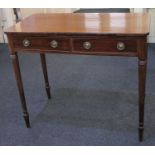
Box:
10, 53, 30, 128
138, 60, 147, 141
40, 53, 51, 99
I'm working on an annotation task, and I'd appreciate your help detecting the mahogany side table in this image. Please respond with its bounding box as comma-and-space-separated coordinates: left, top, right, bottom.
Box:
5, 13, 150, 141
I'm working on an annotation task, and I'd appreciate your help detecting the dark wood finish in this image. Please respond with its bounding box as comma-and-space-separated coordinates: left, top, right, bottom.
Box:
138, 60, 147, 141
137, 37, 148, 141
72, 36, 137, 53
10, 53, 30, 128
10, 34, 140, 56
12, 36, 71, 52
40, 53, 51, 99
5, 13, 149, 141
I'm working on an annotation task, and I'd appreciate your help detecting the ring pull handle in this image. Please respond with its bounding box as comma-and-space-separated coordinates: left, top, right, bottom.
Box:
117, 42, 125, 51
50, 40, 58, 48
83, 41, 92, 50
23, 39, 30, 47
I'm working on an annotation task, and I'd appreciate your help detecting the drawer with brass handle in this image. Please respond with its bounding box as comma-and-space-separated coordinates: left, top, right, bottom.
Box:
117, 42, 126, 51
83, 41, 92, 50
22, 39, 31, 47
72, 37, 138, 54
50, 40, 58, 48
12, 36, 70, 52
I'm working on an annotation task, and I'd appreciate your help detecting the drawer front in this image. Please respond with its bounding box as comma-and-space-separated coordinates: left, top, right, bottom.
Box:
13, 37, 70, 51
72, 37, 138, 53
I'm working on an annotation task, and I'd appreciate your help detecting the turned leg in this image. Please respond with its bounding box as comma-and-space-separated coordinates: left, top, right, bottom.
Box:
10, 53, 30, 128
138, 59, 147, 141
40, 53, 51, 99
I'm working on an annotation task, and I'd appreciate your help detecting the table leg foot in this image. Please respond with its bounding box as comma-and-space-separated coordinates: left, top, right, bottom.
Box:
24, 114, 31, 128
46, 86, 51, 99
139, 126, 144, 142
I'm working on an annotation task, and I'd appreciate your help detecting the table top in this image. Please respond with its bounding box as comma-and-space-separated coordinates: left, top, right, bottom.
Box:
5, 13, 150, 35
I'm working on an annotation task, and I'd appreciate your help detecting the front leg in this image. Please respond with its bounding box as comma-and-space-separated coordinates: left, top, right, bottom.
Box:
10, 53, 31, 128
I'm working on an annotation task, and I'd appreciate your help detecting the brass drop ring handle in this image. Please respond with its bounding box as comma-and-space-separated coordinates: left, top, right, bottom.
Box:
23, 39, 30, 47
83, 41, 91, 50
117, 42, 125, 51
50, 40, 58, 48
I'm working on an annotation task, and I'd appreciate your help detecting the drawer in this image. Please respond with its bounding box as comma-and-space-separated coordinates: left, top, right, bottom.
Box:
12, 36, 70, 51
72, 37, 138, 53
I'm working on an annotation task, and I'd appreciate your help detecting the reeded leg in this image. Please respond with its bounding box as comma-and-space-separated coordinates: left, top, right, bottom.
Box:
40, 53, 51, 99
138, 60, 147, 141
10, 53, 30, 128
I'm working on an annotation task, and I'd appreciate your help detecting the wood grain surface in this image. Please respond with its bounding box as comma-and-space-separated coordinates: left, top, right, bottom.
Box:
5, 13, 149, 35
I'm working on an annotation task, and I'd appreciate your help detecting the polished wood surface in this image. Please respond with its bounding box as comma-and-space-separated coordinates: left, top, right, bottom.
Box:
72, 36, 137, 53
5, 13, 149, 35
9, 34, 142, 57
5, 13, 149, 141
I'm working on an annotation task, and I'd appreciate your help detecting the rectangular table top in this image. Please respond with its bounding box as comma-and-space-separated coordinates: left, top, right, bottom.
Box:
5, 13, 149, 35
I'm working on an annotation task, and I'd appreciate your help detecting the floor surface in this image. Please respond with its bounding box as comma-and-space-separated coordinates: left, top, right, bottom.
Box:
0, 43, 155, 145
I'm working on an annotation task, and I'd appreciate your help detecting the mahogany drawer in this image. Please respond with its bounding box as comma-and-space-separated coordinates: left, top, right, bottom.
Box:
72, 37, 138, 53
12, 36, 71, 52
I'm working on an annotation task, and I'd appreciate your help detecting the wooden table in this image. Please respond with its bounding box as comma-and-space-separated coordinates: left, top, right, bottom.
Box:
5, 13, 149, 141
